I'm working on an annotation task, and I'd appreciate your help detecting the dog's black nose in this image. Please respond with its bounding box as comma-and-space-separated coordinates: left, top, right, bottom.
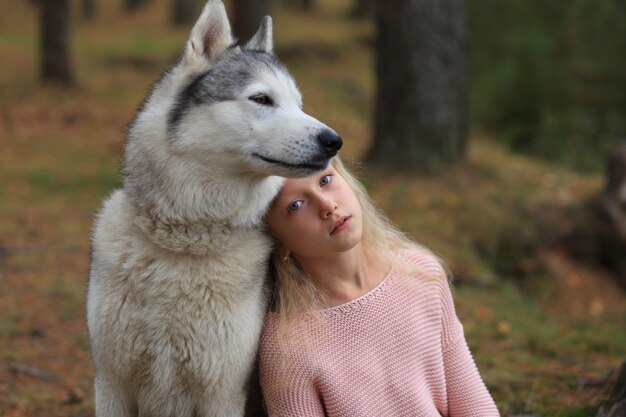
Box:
317, 129, 343, 157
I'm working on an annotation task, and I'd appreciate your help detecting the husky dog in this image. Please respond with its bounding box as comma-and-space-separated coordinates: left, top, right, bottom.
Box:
86, 1, 341, 415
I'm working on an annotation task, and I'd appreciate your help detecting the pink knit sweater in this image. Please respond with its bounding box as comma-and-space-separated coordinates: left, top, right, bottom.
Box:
259, 251, 500, 416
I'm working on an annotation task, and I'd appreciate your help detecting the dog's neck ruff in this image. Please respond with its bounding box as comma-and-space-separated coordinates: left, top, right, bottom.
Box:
132, 205, 250, 256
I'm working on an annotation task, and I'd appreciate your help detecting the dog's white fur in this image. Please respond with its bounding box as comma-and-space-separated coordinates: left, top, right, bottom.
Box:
87, 1, 339, 415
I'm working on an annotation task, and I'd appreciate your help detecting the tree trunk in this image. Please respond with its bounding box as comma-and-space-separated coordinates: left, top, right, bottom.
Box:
561, 141, 626, 289
172, 0, 202, 26
83, 0, 96, 19
39, 0, 73, 84
367, 0, 467, 173
600, 142, 626, 283
233, 0, 269, 42
125, 0, 152, 12
595, 361, 626, 417
352, 0, 375, 18
602, 141, 626, 242
279, 0, 313, 11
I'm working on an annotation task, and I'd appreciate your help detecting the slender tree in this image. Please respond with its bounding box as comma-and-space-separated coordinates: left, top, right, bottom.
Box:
172, 0, 202, 26
232, 0, 269, 42
367, 0, 467, 173
83, 0, 96, 19
38, 0, 73, 84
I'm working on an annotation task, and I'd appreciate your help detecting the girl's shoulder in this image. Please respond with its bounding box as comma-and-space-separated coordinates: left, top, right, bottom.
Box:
393, 248, 454, 307
395, 247, 447, 280
394, 249, 461, 346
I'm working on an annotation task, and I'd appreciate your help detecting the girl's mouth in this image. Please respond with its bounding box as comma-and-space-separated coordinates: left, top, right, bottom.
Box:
330, 216, 351, 235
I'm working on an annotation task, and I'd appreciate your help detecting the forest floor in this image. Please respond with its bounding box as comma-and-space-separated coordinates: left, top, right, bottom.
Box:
1, 0, 625, 416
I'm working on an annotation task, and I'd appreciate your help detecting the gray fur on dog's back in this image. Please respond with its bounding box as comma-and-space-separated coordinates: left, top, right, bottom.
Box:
87, 1, 341, 415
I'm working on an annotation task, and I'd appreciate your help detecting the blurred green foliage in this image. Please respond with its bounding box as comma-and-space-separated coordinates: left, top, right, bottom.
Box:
469, 0, 626, 172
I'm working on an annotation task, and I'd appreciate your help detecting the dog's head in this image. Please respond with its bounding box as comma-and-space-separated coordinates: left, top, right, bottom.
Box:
166, 0, 342, 177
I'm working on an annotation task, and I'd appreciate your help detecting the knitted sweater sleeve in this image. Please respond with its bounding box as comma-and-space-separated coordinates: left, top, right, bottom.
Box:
444, 336, 500, 416
259, 320, 326, 417
439, 278, 500, 416
262, 376, 325, 417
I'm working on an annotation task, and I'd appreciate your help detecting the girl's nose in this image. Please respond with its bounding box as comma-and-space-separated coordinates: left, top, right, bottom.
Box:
319, 197, 337, 219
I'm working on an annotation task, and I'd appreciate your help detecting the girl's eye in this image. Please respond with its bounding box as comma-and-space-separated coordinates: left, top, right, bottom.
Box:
320, 174, 332, 186
249, 94, 274, 106
287, 200, 303, 212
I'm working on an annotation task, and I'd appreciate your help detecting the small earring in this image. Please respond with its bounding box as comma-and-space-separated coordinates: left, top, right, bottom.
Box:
282, 251, 290, 262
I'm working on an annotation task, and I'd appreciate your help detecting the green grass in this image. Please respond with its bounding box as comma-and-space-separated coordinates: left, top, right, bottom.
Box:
0, 310, 21, 341
453, 279, 625, 414
49, 278, 84, 318
552, 406, 599, 417
24, 167, 122, 202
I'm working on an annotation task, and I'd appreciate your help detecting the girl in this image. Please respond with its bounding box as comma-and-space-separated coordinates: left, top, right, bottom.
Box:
259, 157, 499, 416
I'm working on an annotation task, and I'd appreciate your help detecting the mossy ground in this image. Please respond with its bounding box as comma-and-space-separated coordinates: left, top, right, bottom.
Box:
0, 0, 624, 415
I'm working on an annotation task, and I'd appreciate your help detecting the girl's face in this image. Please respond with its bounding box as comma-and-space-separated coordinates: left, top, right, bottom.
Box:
266, 165, 363, 259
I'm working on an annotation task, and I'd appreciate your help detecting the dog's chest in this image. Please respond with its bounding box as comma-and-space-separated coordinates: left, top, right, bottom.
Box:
124, 224, 271, 307
153, 261, 267, 369
92, 191, 273, 386
113, 230, 271, 380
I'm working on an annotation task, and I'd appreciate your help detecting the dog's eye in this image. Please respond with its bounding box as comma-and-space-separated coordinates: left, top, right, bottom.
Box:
249, 94, 274, 106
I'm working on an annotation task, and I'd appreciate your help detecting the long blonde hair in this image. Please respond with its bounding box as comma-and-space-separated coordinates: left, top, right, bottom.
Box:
267, 156, 433, 320
263, 157, 443, 392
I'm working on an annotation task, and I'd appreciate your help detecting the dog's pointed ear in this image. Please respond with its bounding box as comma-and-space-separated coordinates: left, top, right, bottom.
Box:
245, 16, 273, 53
183, 0, 233, 73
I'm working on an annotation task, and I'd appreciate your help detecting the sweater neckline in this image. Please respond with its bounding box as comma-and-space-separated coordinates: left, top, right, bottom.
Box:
317, 260, 397, 316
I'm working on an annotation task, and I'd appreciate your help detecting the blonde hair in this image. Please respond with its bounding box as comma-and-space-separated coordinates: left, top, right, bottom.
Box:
264, 156, 443, 391
268, 156, 434, 320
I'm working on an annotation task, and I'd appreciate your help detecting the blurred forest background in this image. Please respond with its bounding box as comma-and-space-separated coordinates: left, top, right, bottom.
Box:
1, 0, 625, 416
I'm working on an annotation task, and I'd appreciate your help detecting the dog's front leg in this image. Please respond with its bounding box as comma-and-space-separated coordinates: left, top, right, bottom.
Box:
196, 380, 248, 417
94, 374, 134, 417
